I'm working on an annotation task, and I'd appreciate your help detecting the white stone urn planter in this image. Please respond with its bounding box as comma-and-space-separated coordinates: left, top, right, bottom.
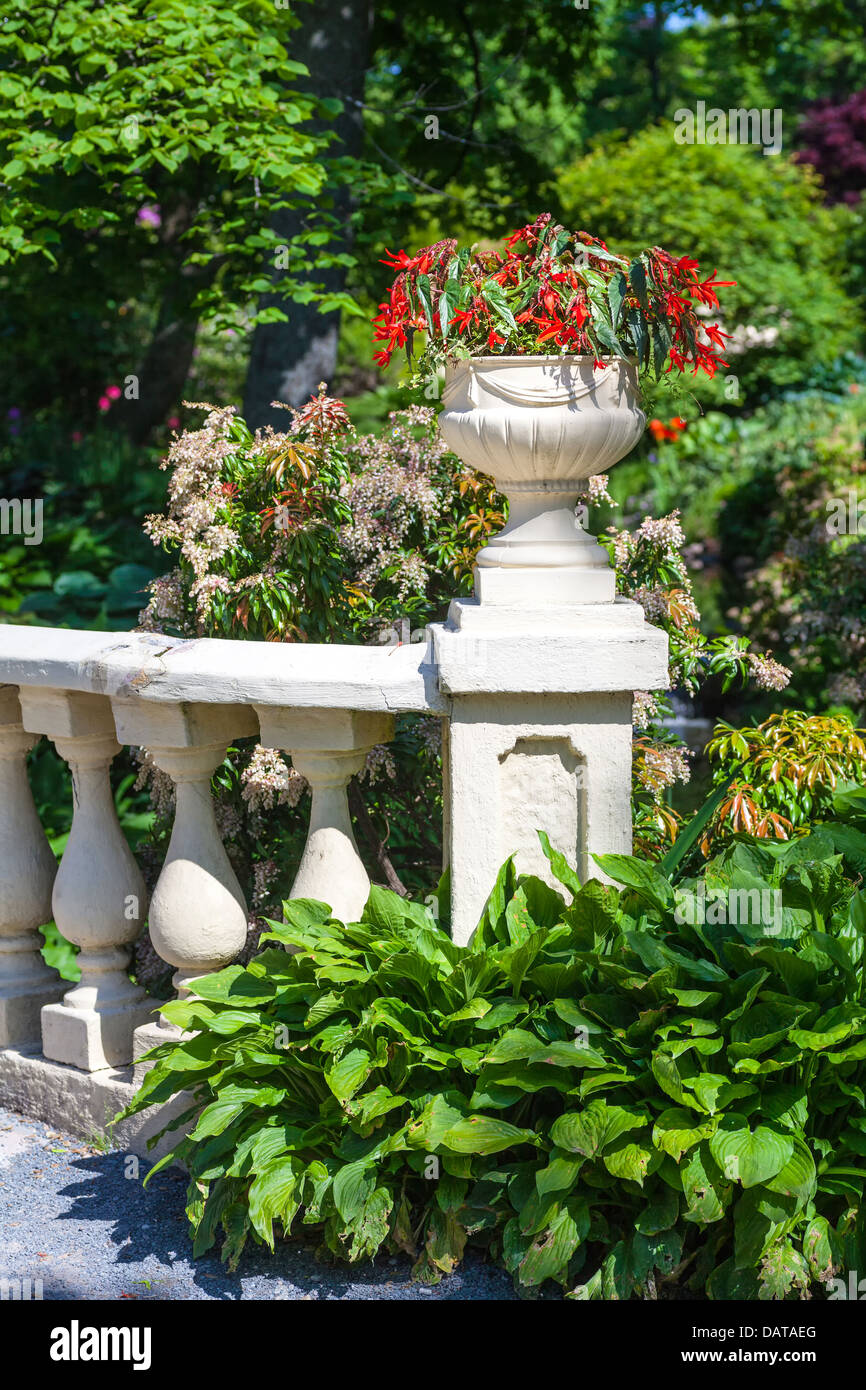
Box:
439, 355, 645, 603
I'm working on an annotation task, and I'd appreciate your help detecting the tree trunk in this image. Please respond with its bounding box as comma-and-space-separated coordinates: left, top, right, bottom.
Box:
121, 194, 211, 445
243, 0, 371, 431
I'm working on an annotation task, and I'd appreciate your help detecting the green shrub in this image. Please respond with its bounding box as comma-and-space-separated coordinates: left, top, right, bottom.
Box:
556, 127, 859, 398
122, 810, 866, 1299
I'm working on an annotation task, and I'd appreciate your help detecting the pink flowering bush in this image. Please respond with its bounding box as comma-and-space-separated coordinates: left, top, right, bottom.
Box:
603, 505, 790, 853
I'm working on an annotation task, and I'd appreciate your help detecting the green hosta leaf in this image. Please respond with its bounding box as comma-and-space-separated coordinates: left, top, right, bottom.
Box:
680, 1144, 732, 1225
551, 1101, 648, 1158
351, 1086, 407, 1127
302, 1162, 332, 1224
789, 1018, 864, 1051
759, 1240, 810, 1301
729, 1002, 807, 1059
349, 1186, 393, 1261
219, 1203, 251, 1273
475, 1000, 526, 1031
760, 1085, 808, 1132
305, 991, 345, 1028
803, 1215, 844, 1284
536, 1151, 583, 1196
538, 830, 582, 897
332, 1160, 376, 1223
601, 1227, 681, 1298
764, 1137, 816, 1207
483, 1028, 541, 1065
709, 1115, 794, 1188
567, 879, 620, 940
247, 1157, 303, 1248
684, 1073, 756, 1116
651, 1051, 702, 1112
518, 1200, 589, 1287
602, 1137, 657, 1187
442, 999, 491, 1024
665, 987, 723, 1010
190, 965, 276, 1005
406, 1095, 466, 1149
226, 1122, 306, 1177
591, 853, 674, 911
424, 1205, 467, 1275
441, 1115, 535, 1155
325, 1048, 372, 1101
190, 1100, 247, 1141
706, 1258, 761, 1300
652, 1108, 717, 1162
634, 1185, 679, 1235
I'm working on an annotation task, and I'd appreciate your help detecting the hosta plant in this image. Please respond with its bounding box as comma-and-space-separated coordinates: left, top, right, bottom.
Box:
373, 211, 735, 382
121, 809, 866, 1299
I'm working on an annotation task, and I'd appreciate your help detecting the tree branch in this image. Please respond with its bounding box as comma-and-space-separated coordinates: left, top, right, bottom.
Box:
348, 780, 408, 897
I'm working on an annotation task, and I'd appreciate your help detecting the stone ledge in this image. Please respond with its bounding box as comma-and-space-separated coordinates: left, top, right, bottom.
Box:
432, 598, 669, 695
0, 1048, 188, 1161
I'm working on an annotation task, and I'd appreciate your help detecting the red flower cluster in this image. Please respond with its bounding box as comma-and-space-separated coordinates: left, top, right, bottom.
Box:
649, 416, 688, 442
372, 214, 736, 383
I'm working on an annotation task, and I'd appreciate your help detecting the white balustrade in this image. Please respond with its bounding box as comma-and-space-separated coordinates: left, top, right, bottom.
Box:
0, 686, 63, 1048
111, 701, 257, 1062
255, 707, 395, 922
16, 688, 151, 1070
0, 608, 667, 1123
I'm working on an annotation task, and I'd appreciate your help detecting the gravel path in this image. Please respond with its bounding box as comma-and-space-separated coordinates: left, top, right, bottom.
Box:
0, 1106, 517, 1301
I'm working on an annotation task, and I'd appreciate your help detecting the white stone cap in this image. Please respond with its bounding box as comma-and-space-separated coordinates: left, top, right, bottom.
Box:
432, 597, 669, 695
0, 627, 445, 714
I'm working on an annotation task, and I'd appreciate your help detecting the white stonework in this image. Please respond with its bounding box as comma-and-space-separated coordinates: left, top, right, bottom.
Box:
0, 687, 63, 1047
111, 701, 257, 1060
432, 598, 668, 944
256, 707, 395, 922
439, 356, 644, 604
0, 528, 668, 1135
16, 689, 152, 1070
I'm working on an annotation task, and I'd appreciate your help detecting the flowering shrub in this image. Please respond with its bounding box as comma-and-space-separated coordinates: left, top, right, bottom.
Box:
134, 392, 506, 977
603, 506, 790, 855
700, 711, 866, 855
730, 399, 866, 720
132, 385, 791, 984
373, 213, 734, 381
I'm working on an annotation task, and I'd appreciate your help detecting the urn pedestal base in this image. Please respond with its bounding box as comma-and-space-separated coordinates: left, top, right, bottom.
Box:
475, 564, 615, 605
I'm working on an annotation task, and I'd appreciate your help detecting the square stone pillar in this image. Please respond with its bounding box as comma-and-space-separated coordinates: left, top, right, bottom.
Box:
431, 597, 668, 945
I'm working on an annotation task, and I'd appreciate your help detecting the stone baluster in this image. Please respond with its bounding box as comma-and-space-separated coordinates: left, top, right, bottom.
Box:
0, 686, 64, 1049
255, 707, 395, 922
16, 689, 151, 1070
110, 701, 257, 1063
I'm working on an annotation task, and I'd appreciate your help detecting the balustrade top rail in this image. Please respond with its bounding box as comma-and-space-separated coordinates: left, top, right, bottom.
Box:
0, 627, 445, 714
